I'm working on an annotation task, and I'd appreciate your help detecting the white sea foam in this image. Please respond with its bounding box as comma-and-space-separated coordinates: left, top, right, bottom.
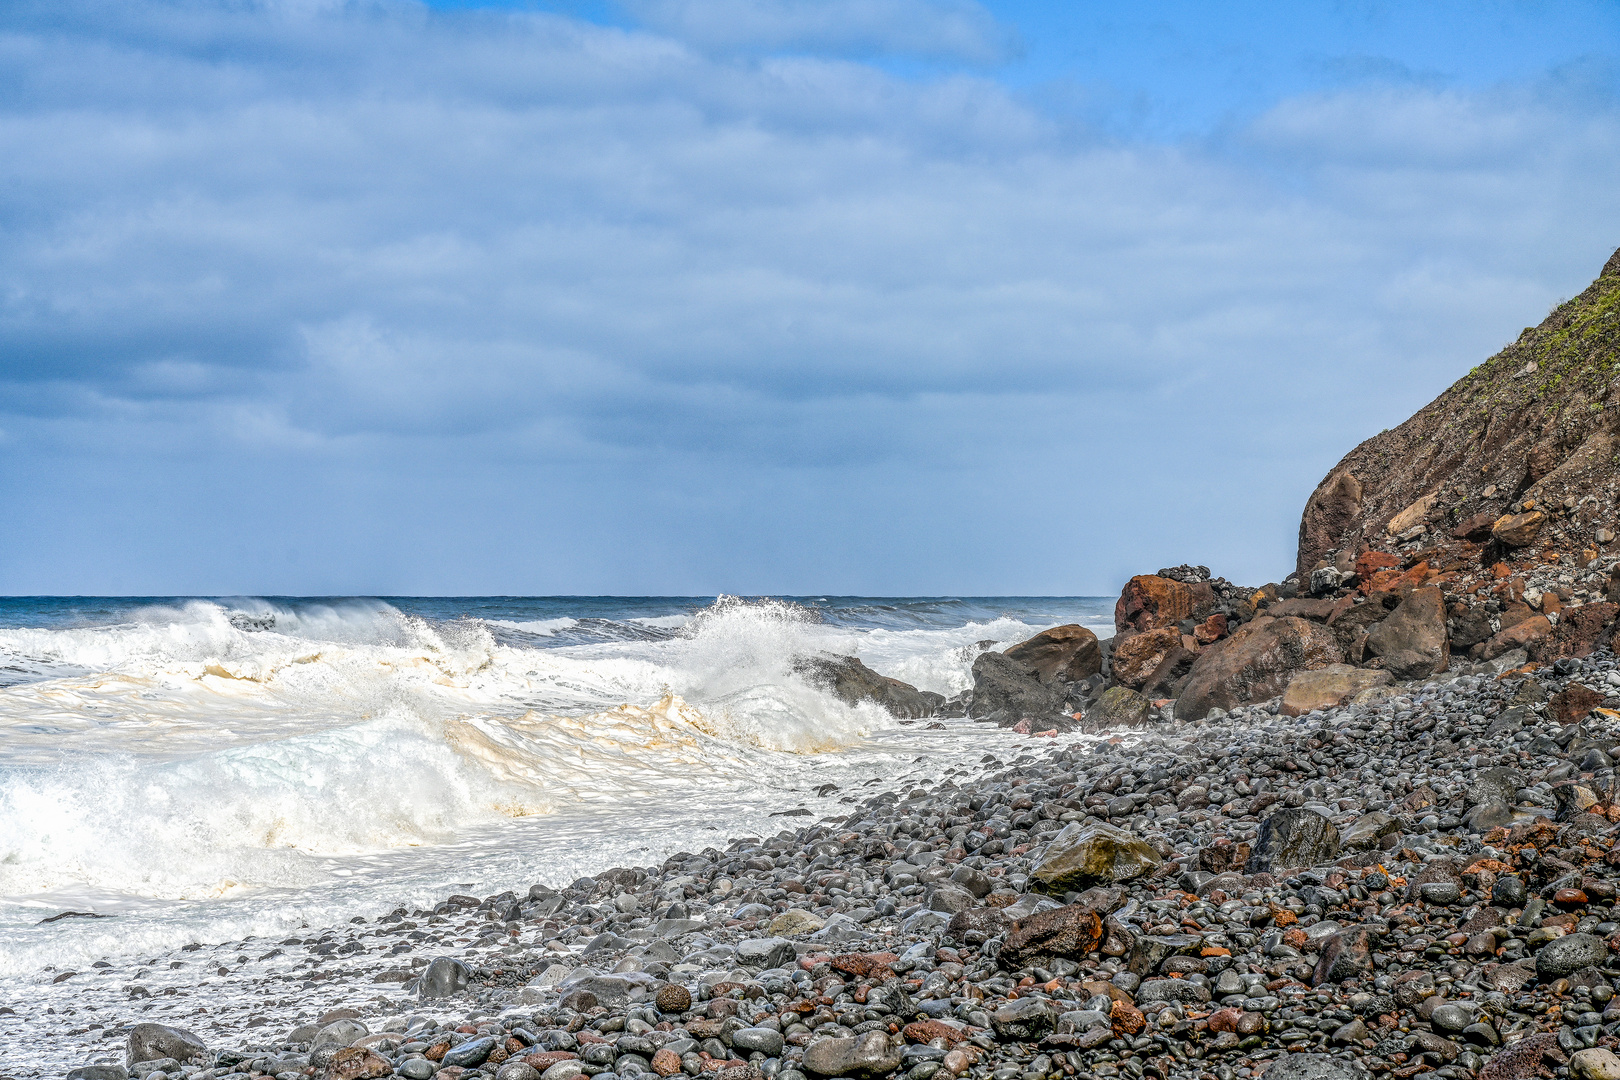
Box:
0, 595, 1091, 980
489, 616, 580, 636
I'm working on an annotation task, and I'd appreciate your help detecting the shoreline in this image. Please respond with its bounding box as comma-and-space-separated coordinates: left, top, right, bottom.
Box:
29, 650, 1620, 1080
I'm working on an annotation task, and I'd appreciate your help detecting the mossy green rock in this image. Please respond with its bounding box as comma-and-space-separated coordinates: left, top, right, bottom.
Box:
1031, 820, 1161, 894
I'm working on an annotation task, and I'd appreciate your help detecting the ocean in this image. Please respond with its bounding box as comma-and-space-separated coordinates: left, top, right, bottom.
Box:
0, 594, 1112, 990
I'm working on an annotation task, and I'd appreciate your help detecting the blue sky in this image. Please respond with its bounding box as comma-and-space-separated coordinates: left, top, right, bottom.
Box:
0, 0, 1617, 596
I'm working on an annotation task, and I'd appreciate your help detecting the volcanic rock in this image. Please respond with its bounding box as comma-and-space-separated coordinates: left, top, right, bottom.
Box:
794, 655, 944, 719
1001, 624, 1102, 684
1178, 616, 1341, 721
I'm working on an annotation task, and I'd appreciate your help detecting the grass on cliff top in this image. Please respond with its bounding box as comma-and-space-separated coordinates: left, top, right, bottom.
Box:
1453, 262, 1620, 418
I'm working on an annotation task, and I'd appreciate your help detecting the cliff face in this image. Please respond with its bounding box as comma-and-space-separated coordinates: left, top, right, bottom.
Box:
1297, 247, 1620, 579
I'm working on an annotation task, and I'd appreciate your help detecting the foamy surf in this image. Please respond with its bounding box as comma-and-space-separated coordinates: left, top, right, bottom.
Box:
0, 594, 1111, 979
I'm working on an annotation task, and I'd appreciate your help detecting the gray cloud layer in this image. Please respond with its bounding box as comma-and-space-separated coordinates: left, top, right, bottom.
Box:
1, 0, 1617, 594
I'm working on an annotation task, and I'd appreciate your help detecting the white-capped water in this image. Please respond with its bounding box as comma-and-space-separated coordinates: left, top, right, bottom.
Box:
0, 595, 1111, 987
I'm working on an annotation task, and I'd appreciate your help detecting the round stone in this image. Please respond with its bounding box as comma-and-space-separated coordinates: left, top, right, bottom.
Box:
1430, 1003, 1473, 1034
656, 984, 693, 1014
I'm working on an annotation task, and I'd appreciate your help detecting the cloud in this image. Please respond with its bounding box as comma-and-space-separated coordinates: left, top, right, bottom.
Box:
0, 0, 1616, 593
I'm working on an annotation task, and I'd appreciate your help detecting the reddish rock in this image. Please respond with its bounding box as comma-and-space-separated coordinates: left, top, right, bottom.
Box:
1493, 511, 1546, 547
1313, 927, 1374, 985
1354, 550, 1401, 580
1193, 613, 1228, 645
830, 952, 900, 979
1531, 602, 1620, 662
651, 1050, 683, 1077
1483, 615, 1553, 660
1550, 684, 1604, 724
901, 1021, 967, 1046
1176, 616, 1342, 721
1115, 575, 1216, 635
1110, 627, 1182, 690
1002, 624, 1102, 684
523, 1053, 580, 1072
1109, 999, 1145, 1037
1453, 511, 1499, 540
1206, 1008, 1245, 1033
998, 903, 1104, 969
322, 1048, 394, 1080
1478, 1033, 1565, 1080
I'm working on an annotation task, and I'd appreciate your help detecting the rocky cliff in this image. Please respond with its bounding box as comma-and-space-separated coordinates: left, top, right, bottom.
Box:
1298, 246, 1620, 580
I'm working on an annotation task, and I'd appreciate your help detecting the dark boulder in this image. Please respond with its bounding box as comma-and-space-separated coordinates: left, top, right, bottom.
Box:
967, 651, 1073, 728
1246, 809, 1340, 873
998, 903, 1104, 969
795, 655, 944, 719
1364, 586, 1449, 679
127, 1024, 209, 1067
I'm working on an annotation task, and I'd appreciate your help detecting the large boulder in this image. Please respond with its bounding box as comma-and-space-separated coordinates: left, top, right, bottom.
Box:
1115, 575, 1217, 635
1002, 624, 1102, 684
801, 1032, 903, 1079
1483, 615, 1552, 661
1030, 820, 1161, 893
127, 1024, 209, 1067
1177, 616, 1341, 721
1246, 808, 1341, 873
1111, 627, 1183, 690
1364, 586, 1449, 679
1087, 686, 1151, 726
967, 651, 1072, 727
1536, 932, 1608, 980
1280, 665, 1391, 716
998, 903, 1104, 969
419, 956, 471, 999
794, 655, 944, 719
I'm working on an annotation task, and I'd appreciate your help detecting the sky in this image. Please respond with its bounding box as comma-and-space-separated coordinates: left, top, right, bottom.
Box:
1, 0, 1618, 597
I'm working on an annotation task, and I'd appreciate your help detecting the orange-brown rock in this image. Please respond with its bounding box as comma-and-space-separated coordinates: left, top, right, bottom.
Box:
1483, 614, 1553, 660
1296, 247, 1620, 578
651, 1050, 684, 1077
322, 1048, 394, 1080
1176, 615, 1341, 721
1002, 624, 1102, 684
1114, 575, 1216, 635
1492, 511, 1546, 548
1110, 627, 1183, 689
830, 952, 900, 979
1193, 613, 1228, 645
1355, 550, 1401, 579
1110, 999, 1145, 1036
901, 1021, 967, 1046
1550, 684, 1604, 724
